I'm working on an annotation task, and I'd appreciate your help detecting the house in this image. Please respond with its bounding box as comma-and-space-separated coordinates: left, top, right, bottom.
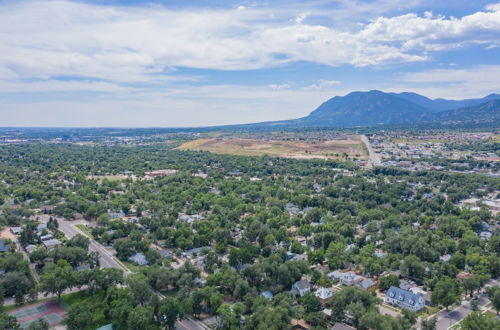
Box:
36, 223, 47, 232
291, 254, 308, 262
40, 234, 53, 241
145, 169, 178, 179
332, 323, 355, 330
261, 291, 273, 301
314, 287, 333, 305
399, 279, 417, 291
25, 245, 37, 253
194, 277, 206, 287
374, 250, 387, 258
291, 319, 311, 330
96, 324, 113, 330
286, 203, 301, 216
128, 253, 148, 266
41, 205, 55, 213
74, 264, 91, 272
439, 254, 452, 262
42, 239, 62, 251
480, 231, 492, 240
313, 184, 322, 193
192, 256, 206, 269
358, 278, 377, 291
410, 287, 432, 306
385, 286, 425, 312
328, 270, 344, 281
182, 247, 211, 259
0, 240, 10, 253
292, 279, 311, 296
10, 227, 23, 235
179, 214, 202, 224
328, 271, 363, 286
158, 249, 173, 259
107, 210, 125, 219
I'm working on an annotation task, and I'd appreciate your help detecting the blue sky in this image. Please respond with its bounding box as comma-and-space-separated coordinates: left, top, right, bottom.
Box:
1, 0, 500, 127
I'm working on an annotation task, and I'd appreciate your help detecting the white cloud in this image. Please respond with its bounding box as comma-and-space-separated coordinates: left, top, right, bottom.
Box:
269, 83, 291, 90
0, 0, 499, 89
0, 1, 499, 127
305, 79, 342, 90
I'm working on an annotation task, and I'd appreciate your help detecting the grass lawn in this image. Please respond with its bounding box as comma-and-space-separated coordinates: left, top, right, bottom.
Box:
3, 296, 55, 312
486, 310, 497, 317
418, 305, 440, 317
122, 261, 144, 273
75, 224, 93, 237
61, 290, 111, 329
381, 304, 400, 313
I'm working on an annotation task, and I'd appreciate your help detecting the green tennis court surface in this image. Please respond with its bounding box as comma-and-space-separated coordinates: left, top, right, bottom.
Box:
9, 300, 67, 328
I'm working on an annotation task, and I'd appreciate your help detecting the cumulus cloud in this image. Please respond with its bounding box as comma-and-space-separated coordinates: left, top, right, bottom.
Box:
1, 0, 500, 127
0, 0, 500, 88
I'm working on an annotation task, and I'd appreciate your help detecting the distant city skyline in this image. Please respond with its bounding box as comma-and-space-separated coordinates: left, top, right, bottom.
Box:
1, 0, 500, 127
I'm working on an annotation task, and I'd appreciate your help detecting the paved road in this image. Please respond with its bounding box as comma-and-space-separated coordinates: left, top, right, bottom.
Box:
435, 294, 489, 330
361, 135, 382, 167
56, 218, 131, 274
434, 279, 498, 330
55, 217, 206, 330
176, 317, 209, 330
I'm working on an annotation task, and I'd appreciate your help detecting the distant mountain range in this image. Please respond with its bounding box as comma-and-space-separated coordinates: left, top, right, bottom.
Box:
243, 90, 500, 129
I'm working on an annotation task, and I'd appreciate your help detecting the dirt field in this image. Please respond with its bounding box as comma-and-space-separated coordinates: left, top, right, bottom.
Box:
0, 227, 17, 240
178, 136, 367, 160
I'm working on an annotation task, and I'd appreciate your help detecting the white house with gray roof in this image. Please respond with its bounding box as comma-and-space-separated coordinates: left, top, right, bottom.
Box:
291, 279, 311, 296
385, 286, 425, 312
328, 270, 363, 286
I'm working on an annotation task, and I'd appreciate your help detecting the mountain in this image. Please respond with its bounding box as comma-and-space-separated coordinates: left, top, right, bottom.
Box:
423, 99, 500, 123
285, 90, 500, 128
393, 92, 500, 112
222, 90, 500, 130
302, 90, 429, 126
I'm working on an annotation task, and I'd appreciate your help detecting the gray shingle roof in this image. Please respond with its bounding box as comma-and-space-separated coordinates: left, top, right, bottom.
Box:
358, 278, 376, 290
128, 253, 148, 266
294, 279, 311, 290
386, 286, 423, 307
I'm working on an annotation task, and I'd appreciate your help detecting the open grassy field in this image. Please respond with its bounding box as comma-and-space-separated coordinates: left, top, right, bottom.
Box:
85, 174, 134, 182
177, 136, 367, 160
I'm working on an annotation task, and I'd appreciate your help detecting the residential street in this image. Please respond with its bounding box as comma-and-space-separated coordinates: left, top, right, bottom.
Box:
53, 217, 131, 274
53, 217, 207, 330
434, 279, 498, 330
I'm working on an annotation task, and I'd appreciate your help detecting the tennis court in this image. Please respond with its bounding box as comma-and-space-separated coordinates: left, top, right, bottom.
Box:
9, 300, 67, 328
